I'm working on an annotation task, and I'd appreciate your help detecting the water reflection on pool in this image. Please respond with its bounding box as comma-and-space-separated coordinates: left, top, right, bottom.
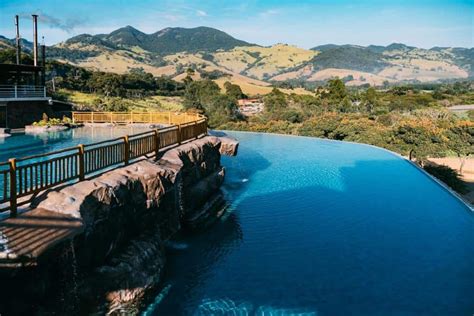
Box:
0, 126, 152, 162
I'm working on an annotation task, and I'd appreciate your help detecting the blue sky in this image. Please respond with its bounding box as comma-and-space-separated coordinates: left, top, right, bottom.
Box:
0, 0, 472, 48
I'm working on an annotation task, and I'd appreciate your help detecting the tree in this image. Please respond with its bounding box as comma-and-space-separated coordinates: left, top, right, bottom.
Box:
206, 94, 239, 127
264, 88, 287, 113
393, 121, 443, 165
183, 67, 196, 85
327, 78, 347, 101
224, 81, 246, 100
363, 87, 378, 112
339, 96, 353, 113
183, 79, 220, 110
183, 80, 240, 126
448, 122, 474, 174
0, 48, 33, 65
186, 68, 195, 77
467, 110, 474, 121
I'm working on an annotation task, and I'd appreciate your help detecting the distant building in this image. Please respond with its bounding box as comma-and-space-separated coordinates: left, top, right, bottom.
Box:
237, 98, 264, 116
237, 98, 261, 107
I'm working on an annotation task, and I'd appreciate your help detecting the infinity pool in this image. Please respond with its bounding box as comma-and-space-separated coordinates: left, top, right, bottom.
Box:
147, 131, 473, 316
1, 129, 473, 315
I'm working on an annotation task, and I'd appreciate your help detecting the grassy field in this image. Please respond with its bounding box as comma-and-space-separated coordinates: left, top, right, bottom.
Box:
214, 44, 317, 79
61, 89, 184, 111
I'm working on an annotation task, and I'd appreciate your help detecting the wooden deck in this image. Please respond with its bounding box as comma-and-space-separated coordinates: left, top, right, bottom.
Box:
0, 208, 83, 268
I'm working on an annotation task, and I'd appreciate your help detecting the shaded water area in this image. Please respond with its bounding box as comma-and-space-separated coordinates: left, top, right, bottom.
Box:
146, 131, 474, 316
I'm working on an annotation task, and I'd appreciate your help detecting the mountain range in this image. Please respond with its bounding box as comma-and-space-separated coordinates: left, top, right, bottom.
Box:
1, 26, 472, 94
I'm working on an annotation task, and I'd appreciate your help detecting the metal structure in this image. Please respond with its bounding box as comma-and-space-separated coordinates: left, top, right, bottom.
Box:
32, 14, 38, 67
15, 15, 21, 65
0, 112, 208, 217
0, 85, 47, 100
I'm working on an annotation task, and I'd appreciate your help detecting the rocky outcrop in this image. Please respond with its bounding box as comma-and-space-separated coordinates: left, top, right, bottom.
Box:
96, 228, 165, 315
218, 136, 239, 156
0, 135, 238, 314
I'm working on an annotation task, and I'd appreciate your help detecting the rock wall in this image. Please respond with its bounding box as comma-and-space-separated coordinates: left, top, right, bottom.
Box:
0, 135, 238, 314
5, 100, 73, 129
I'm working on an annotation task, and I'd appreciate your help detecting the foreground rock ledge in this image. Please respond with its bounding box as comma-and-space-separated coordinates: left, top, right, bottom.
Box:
0, 135, 238, 314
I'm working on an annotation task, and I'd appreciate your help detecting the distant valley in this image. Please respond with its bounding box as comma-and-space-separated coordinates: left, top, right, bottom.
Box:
1, 26, 472, 94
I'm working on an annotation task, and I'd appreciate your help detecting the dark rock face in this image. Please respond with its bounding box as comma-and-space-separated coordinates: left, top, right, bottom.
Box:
4, 100, 72, 129
93, 229, 166, 315
6, 100, 53, 128
1, 136, 237, 314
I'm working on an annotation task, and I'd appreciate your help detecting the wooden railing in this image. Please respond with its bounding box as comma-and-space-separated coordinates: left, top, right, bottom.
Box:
72, 111, 203, 125
0, 113, 208, 217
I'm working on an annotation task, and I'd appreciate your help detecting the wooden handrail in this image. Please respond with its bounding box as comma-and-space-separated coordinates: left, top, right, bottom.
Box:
71, 111, 205, 125
0, 112, 208, 217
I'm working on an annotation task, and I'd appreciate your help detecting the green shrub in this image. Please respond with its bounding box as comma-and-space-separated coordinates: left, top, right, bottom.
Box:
468, 110, 474, 121
32, 114, 66, 127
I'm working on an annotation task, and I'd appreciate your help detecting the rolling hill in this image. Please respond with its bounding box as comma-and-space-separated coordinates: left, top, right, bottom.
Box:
0, 26, 472, 94
63, 26, 253, 55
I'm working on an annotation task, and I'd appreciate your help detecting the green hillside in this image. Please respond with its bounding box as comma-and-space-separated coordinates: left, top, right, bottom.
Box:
59, 26, 253, 55
143, 26, 253, 54
309, 46, 389, 73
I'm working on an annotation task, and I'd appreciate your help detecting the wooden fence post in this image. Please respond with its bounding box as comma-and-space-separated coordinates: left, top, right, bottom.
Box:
194, 121, 198, 139
8, 158, 17, 217
154, 130, 160, 159
78, 144, 85, 180
123, 135, 130, 165
177, 125, 182, 144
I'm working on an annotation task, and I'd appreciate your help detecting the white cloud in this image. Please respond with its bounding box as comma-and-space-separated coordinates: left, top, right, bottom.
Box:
196, 10, 208, 17
259, 9, 279, 18
163, 14, 185, 22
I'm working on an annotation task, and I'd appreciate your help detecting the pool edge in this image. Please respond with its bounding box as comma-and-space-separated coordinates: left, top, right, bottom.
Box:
215, 129, 474, 213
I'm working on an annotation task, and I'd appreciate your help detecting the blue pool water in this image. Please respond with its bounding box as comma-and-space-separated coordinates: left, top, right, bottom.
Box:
1, 129, 473, 315
148, 131, 473, 316
0, 126, 150, 162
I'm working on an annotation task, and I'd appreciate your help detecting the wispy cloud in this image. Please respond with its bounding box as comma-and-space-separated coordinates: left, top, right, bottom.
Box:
259, 9, 279, 18
159, 13, 186, 22
196, 10, 208, 17
20, 11, 84, 33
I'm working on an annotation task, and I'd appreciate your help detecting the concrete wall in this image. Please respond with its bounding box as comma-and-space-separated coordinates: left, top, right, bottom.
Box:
6, 100, 53, 128
5, 100, 72, 128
